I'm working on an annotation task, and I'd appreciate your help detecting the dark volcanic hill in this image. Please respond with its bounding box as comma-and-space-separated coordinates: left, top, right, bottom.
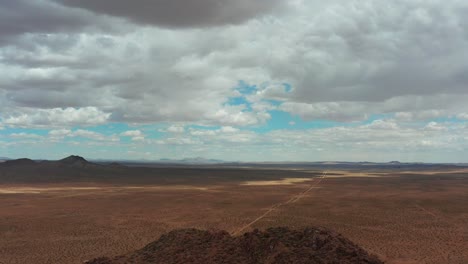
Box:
58, 155, 91, 167
0, 155, 108, 183
0, 155, 93, 168
86, 227, 383, 264
3, 158, 36, 166
3, 159, 37, 166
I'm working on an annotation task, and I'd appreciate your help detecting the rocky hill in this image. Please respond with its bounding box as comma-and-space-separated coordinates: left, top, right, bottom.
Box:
3, 158, 36, 166
87, 227, 383, 264
58, 155, 91, 167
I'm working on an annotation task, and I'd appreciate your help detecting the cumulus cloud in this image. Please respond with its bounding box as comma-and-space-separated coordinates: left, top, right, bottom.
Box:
134, 119, 467, 161
2, 0, 468, 127
72, 129, 118, 141
188, 126, 256, 143
9, 132, 43, 139
56, 0, 286, 28
1, 107, 110, 128
424, 122, 448, 132
154, 137, 200, 146
49, 129, 72, 138
121, 130, 145, 141
189, 126, 240, 137
263, 120, 467, 158
121, 130, 143, 137
48, 129, 118, 141
279, 102, 369, 122
458, 113, 468, 120
159, 125, 185, 133
168, 125, 185, 133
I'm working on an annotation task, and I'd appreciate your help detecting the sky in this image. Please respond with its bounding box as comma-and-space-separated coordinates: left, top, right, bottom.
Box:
0, 0, 468, 162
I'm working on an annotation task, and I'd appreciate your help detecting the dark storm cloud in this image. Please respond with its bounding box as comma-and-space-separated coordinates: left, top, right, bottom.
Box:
0, 0, 119, 45
0, 1, 80, 38
55, 0, 285, 28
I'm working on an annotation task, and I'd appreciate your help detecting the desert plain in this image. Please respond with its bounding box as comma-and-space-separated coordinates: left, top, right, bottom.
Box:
0, 161, 467, 264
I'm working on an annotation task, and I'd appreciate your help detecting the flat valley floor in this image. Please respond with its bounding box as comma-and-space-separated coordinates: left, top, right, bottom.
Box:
1, 168, 467, 264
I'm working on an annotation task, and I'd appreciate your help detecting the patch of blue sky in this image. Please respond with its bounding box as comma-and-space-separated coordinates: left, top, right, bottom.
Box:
253, 111, 397, 133
119, 137, 133, 144
252, 110, 343, 133
235, 80, 292, 94
226, 96, 248, 105
76, 123, 166, 139
90, 123, 129, 133
225, 96, 252, 111
283, 83, 293, 93
432, 116, 464, 123
235, 80, 257, 95
226, 80, 291, 110
262, 99, 282, 107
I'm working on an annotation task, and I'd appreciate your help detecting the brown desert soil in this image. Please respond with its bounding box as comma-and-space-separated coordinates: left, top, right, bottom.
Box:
0, 167, 467, 263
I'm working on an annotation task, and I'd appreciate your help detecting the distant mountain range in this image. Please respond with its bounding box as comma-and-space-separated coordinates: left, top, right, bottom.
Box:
1, 155, 467, 185
1, 155, 467, 166
1, 155, 96, 167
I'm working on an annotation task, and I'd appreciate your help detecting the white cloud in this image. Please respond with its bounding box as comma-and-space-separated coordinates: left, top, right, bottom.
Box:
9, 132, 43, 139
424, 122, 447, 132
2, 107, 110, 128
49, 129, 72, 138
189, 130, 217, 137
394, 110, 447, 122
165, 125, 185, 133
144, 119, 468, 161
457, 113, 468, 120
121, 130, 145, 141
48, 128, 118, 141
121, 130, 143, 137
154, 137, 200, 145
219, 126, 240, 133
187, 126, 257, 144
364, 120, 399, 130
72, 129, 118, 141
279, 102, 368, 121
189, 126, 240, 137
205, 105, 271, 126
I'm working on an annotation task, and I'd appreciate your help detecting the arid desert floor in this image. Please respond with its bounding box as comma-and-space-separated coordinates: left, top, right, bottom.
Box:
1, 167, 467, 264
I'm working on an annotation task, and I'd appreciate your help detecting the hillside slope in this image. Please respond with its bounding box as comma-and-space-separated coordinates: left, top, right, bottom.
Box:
87, 227, 383, 264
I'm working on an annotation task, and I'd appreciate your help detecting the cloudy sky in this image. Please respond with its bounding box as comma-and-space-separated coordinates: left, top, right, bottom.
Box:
1, 0, 468, 162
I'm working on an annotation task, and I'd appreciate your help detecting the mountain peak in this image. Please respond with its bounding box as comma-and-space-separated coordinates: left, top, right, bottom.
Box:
59, 155, 89, 165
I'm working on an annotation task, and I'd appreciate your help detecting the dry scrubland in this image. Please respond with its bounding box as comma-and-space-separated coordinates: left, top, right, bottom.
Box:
0, 167, 467, 263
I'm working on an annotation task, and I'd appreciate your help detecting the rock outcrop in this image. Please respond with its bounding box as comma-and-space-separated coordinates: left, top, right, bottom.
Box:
87, 227, 383, 264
